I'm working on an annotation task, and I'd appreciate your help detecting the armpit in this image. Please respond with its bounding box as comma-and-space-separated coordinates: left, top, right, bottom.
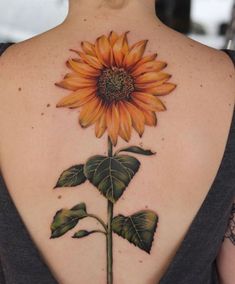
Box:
225, 203, 235, 245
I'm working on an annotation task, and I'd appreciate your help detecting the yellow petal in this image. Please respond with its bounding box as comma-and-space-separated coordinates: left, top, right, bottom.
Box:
112, 32, 129, 67
118, 101, 132, 142
135, 78, 170, 90
130, 53, 157, 71
109, 31, 119, 46
131, 61, 167, 77
81, 41, 96, 56
124, 101, 145, 137
95, 35, 113, 67
132, 92, 166, 112
67, 59, 101, 78
95, 108, 107, 138
123, 40, 148, 69
56, 87, 96, 107
146, 83, 177, 96
106, 103, 120, 146
135, 72, 171, 84
78, 51, 103, 70
79, 97, 104, 128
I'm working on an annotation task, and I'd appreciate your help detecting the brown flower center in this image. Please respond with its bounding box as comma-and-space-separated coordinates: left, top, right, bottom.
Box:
98, 67, 135, 103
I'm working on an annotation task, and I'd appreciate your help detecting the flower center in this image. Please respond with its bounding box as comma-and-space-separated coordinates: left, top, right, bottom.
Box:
98, 67, 135, 103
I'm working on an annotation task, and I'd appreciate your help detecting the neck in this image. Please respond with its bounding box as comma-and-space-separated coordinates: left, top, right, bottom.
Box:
64, 0, 159, 26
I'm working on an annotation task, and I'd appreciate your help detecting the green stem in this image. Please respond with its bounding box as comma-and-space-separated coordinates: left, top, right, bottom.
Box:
108, 136, 113, 157
87, 214, 108, 232
107, 137, 113, 284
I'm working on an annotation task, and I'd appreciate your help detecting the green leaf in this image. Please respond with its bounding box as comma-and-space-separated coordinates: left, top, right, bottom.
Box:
84, 155, 140, 203
54, 164, 87, 188
72, 230, 91, 238
50, 203, 87, 238
115, 146, 156, 156
112, 210, 158, 254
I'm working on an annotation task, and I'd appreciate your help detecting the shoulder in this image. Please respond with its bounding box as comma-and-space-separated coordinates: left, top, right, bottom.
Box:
162, 27, 235, 102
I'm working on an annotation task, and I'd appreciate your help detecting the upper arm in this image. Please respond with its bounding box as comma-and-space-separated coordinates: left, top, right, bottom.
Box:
217, 202, 235, 284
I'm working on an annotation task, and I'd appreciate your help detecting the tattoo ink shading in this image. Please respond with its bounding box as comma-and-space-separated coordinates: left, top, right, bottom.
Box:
225, 203, 235, 245
50, 31, 176, 284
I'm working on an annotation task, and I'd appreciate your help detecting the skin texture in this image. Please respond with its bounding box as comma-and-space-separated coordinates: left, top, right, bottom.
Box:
0, 1, 235, 283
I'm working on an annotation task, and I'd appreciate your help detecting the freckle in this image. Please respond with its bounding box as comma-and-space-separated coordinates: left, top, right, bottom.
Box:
47, 103, 51, 107
118, 250, 122, 254
161, 137, 165, 141
57, 195, 62, 199
31, 126, 34, 130
102, 268, 105, 271
83, 18, 87, 22
145, 205, 148, 209
200, 84, 203, 88
18, 87, 22, 91
41, 112, 44, 116
139, 260, 143, 263
229, 74, 232, 78
229, 103, 231, 106
189, 44, 194, 47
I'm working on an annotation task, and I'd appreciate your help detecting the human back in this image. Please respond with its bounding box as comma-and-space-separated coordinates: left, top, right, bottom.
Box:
0, 1, 234, 283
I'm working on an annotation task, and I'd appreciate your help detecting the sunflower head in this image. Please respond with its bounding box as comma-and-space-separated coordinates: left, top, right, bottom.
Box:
55, 31, 176, 146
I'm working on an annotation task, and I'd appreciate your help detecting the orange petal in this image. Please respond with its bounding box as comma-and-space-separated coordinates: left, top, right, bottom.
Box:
109, 31, 119, 46
135, 72, 171, 84
132, 92, 166, 112
124, 101, 145, 137
81, 41, 96, 56
135, 78, 170, 90
141, 109, 157, 126
79, 97, 104, 128
55, 81, 78, 91
131, 61, 167, 77
130, 53, 157, 71
56, 75, 97, 91
112, 32, 129, 67
106, 103, 120, 146
70, 58, 83, 63
69, 94, 95, 109
78, 51, 103, 70
56, 87, 96, 108
95, 35, 113, 67
95, 108, 107, 138
122, 32, 129, 57
118, 101, 132, 142
67, 59, 101, 78
123, 40, 148, 69
146, 83, 177, 96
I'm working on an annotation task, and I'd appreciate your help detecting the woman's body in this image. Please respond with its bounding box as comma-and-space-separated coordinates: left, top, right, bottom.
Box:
0, 1, 234, 283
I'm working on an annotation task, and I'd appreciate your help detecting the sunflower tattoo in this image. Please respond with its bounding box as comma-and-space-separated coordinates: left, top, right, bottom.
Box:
50, 31, 176, 284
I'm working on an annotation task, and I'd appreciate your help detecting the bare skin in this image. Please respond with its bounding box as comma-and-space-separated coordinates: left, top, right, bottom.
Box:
0, 1, 234, 283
